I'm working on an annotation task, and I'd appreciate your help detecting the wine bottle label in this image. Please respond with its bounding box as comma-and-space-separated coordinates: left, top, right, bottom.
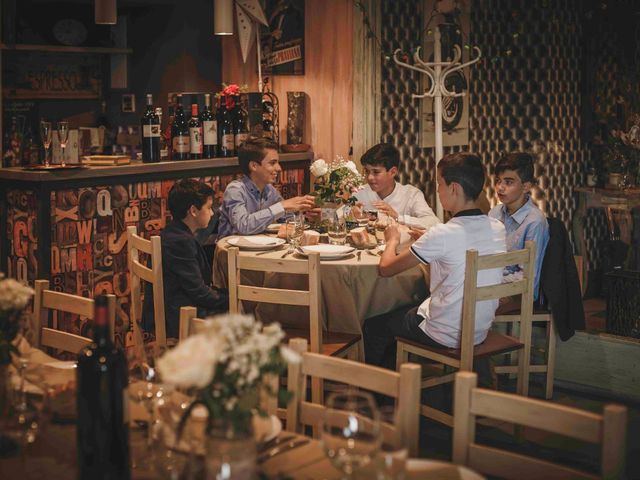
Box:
222, 134, 235, 150
203, 121, 218, 145
143, 124, 160, 138
189, 127, 203, 153
173, 135, 190, 153
235, 132, 249, 147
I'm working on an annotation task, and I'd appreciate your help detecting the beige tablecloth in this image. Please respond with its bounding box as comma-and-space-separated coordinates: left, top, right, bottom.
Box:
213, 238, 427, 359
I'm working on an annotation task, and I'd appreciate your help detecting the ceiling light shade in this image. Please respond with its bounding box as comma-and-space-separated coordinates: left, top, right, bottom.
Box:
214, 0, 234, 35
95, 0, 117, 25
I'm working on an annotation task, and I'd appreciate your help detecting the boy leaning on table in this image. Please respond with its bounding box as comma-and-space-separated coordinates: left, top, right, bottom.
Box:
489, 152, 549, 301
362, 152, 506, 385
215, 136, 316, 239
355, 143, 440, 231
142, 179, 228, 339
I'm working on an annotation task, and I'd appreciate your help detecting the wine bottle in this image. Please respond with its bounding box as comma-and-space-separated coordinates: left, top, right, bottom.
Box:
234, 99, 249, 149
189, 103, 203, 159
77, 295, 130, 480
155, 106, 168, 160
171, 94, 190, 160
219, 96, 235, 157
140, 94, 160, 163
201, 93, 218, 158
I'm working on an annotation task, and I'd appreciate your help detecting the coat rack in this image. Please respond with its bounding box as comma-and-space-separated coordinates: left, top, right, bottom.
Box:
393, 26, 481, 220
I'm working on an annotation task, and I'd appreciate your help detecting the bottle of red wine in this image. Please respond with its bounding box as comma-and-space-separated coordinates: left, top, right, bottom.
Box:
171, 94, 190, 160
77, 295, 130, 480
234, 98, 249, 149
219, 96, 235, 157
189, 103, 203, 159
201, 93, 218, 158
140, 94, 160, 163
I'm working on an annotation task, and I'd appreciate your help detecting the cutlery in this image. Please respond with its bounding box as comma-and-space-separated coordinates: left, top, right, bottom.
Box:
256, 433, 296, 454
357, 250, 362, 261
256, 247, 283, 256
281, 249, 293, 258
257, 437, 310, 464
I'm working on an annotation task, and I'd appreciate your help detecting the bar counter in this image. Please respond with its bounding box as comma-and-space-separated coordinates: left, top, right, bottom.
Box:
0, 152, 312, 345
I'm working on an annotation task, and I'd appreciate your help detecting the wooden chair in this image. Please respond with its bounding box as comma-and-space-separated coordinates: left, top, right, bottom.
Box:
178, 306, 207, 341
32, 279, 115, 354
395, 241, 536, 427
227, 246, 361, 359
286, 338, 421, 457
127, 225, 166, 346
494, 255, 584, 399
453, 371, 627, 480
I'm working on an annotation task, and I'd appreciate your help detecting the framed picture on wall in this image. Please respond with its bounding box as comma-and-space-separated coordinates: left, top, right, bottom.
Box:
260, 0, 305, 75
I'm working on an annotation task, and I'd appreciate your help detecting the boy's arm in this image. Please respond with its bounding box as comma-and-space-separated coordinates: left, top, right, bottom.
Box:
400, 189, 441, 230
224, 186, 285, 235
524, 220, 550, 298
378, 224, 420, 276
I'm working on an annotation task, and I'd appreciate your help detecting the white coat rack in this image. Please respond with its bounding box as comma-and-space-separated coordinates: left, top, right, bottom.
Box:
393, 26, 481, 220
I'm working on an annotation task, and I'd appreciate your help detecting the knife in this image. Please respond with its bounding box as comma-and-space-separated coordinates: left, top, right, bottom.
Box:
256, 433, 296, 454
256, 437, 310, 464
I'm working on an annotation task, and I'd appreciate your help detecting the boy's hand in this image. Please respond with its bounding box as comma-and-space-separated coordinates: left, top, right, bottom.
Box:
304, 207, 321, 222
384, 222, 401, 244
282, 195, 317, 212
408, 226, 426, 241
373, 201, 398, 220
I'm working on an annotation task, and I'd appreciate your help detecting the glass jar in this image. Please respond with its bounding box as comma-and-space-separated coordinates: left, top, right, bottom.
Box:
205, 418, 256, 480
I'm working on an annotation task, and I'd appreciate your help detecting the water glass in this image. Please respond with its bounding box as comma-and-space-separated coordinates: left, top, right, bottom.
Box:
286, 214, 305, 249
321, 390, 381, 479
375, 406, 408, 480
375, 213, 391, 245
328, 215, 348, 245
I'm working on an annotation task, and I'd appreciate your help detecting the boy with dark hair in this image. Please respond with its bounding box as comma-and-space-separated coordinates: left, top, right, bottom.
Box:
489, 152, 549, 300
217, 136, 316, 237
355, 143, 439, 230
142, 179, 228, 339
363, 152, 506, 371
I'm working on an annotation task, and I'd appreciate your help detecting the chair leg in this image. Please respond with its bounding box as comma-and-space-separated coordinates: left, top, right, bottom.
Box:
396, 342, 409, 370
545, 320, 557, 400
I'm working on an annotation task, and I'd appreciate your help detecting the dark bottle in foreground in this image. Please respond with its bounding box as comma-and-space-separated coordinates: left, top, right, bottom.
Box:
201, 93, 218, 158
219, 96, 235, 157
77, 295, 130, 480
171, 94, 190, 160
140, 94, 160, 163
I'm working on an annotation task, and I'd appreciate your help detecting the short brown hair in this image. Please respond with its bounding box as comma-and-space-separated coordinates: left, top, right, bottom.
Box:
168, 179, 213, 220
495, 152, 536, 184
438, 152, 485, 201
360, 143, 400, 171
238, 136, 278, 175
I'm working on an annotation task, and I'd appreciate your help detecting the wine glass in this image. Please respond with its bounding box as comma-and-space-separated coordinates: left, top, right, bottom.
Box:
57, 121, 69, 167
321, 390, 382, 479
374, 212, 391, 246
286, 213, 305, 253
328, 212, 347, 245
40, 121, 52, 168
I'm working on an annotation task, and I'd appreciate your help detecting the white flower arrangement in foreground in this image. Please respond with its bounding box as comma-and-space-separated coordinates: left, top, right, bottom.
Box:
0, 273, 34, 365
157, 313, 300, 432
310, 155, 364, 205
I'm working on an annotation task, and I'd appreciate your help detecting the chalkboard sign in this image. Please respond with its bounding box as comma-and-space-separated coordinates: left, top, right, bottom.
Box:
3, 51, 102, 99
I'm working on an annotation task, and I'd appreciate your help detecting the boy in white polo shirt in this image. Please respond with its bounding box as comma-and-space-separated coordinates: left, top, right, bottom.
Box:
363, 152, 506, 372
355, 143, 440, 230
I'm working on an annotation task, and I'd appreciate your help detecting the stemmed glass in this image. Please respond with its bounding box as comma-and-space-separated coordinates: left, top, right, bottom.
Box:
57, 121, 69, 167
39, 121, 52, 168
321, 390, 382, 479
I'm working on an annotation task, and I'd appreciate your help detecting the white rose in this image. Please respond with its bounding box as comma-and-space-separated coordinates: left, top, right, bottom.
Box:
344, 161, 359, 175
157, 334, 221, 388
279, 345, 302, 364
310, 159, 329, 177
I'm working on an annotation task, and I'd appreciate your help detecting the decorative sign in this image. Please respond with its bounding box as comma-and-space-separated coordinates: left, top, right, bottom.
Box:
260, 0, 305, 75
3, 52, 102, 99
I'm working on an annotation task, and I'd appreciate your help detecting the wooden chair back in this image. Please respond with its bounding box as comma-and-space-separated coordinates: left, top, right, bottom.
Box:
32, 279, 115, 354
227, 246, 322, 353
127, 225, 166, 346
286, 338, 421, 456
453, 372, 627, 480
178, 306, 208, 341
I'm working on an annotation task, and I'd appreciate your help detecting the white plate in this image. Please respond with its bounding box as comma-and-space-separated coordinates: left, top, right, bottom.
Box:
226, 236, 286, 251
298, 244, 355, 260
265, 223, 283, 233
42, 361, 77, 370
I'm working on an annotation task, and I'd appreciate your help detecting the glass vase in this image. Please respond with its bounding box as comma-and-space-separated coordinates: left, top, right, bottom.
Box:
205, 417, 257, 480
0, 364, 19, 457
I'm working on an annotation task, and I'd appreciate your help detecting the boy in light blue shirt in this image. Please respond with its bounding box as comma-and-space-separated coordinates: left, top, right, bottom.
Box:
489, 152, 549, 300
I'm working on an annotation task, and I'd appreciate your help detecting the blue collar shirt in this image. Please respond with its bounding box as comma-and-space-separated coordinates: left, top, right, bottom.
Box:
489, 196, 549, 300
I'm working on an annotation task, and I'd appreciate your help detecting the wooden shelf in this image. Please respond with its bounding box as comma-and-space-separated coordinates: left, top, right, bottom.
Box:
0, 43, 133, 55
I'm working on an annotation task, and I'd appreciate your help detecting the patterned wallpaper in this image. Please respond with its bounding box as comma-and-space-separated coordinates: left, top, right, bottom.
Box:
380, 0, 609, 277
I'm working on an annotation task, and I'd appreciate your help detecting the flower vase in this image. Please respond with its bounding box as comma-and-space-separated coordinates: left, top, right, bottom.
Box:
205, 418, 257, 480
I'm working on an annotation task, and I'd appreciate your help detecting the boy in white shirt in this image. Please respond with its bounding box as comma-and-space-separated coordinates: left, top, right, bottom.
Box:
363, 152, 506, 373
355, 143, 440, 230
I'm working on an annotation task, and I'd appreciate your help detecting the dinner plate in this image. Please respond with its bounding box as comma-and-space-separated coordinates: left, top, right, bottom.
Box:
226, 236, 286, 251
298, 244, 355, 260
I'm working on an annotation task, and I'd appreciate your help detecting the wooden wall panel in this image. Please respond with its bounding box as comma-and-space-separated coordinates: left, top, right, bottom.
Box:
222, 0, 353, 162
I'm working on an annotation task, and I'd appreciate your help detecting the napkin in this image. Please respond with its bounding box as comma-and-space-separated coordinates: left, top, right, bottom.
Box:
230, 236, 279, 247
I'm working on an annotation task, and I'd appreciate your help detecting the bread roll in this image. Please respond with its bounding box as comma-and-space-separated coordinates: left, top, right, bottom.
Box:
277, 223, 292, 239
301, 230, 320, 246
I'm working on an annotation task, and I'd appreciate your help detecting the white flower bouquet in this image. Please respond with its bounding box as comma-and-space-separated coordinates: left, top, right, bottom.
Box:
157, 313, 299, 434
310, 155, 364, 206
0, 273, 34, 365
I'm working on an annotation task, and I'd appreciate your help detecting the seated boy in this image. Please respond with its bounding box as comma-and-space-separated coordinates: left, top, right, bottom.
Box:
217, 136, 316, 238
355, 143, 440, 230
362, 152, 506, 372
142, 179, 228, 339
489, 152, 549, 300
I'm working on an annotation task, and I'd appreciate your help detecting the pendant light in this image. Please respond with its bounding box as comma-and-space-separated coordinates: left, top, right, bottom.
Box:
214, 0, 234, 35
95, 0, 117, 25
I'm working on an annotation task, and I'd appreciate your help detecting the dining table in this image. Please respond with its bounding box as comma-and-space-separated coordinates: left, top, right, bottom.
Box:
212, 236, 427, 361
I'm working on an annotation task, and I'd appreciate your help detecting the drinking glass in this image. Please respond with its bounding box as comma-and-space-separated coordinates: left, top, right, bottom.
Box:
286, 213, 305, 251
321, 390, 381, 479
40, 121, 52, 168
374, 213, 391, 245
57, 121, 69, 167
376, 406, 408, 480
328, 213, 348, 245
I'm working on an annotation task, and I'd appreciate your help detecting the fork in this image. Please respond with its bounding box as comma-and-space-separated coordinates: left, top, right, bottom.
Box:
256, 437, 310, 464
